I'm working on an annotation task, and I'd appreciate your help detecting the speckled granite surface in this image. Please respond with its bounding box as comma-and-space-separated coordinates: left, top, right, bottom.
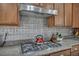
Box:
0, 45, 21, 56
0, 38, 79, 56
22, 38, 79, 56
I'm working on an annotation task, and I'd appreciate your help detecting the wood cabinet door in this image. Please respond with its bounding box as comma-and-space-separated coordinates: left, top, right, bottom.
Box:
65, 3, 72, 27
62, 49, 71, 56
46, 4, 54, 27
54, 3, 65, 26
71, 44, 79, 52
0, 3, 19, 26
31, 3, 40, 6
71, 44, 79, 56
71, 51, 79, 56
39, 3, 46, 8
73, 3, 79, 28
49, 49, 70, 56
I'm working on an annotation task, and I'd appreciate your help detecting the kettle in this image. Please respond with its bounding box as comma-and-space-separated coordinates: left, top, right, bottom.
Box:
35, 34, 44, 44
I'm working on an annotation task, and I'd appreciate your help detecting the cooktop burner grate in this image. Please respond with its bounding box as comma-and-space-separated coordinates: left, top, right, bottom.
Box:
21, 42, 62, 54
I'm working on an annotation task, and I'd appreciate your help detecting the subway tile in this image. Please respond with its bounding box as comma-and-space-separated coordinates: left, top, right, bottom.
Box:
0, 16, 73, 41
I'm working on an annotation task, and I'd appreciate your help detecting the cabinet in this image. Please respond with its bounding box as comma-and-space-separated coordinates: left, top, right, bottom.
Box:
65, 3, 72, 27
0, 4, 19, 26
46, 4, 55, 27
34, 3, 71, 27
73, 4, 79, 28
31, 3, 40, 6
39, 3, 46, 8
43, 49, 71, 56
47, 3, 73, 27
49, 49, 70, 56
42, 44, 79, 56
71, 44, 79, 56
54, 3, 65, 26
71, 51, 79, 56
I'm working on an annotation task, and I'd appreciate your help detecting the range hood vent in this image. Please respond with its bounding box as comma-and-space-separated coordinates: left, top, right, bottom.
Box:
19, 4, 58, 17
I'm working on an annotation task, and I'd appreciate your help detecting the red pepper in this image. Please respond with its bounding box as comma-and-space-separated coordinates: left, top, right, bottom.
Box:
35, 38, 44, 43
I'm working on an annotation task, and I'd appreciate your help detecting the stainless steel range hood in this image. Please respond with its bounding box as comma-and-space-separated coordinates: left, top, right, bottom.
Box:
19, 4, 58, 17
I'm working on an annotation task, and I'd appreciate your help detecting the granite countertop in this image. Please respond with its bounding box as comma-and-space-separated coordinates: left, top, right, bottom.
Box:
0, 45, 21, 56
22, 38, 79, 56
0, 37, 79, 56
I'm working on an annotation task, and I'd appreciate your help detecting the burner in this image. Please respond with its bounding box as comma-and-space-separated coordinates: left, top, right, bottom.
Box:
21, 42, 62, 54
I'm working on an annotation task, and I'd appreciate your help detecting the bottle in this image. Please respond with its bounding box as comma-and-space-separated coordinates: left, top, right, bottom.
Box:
50, 34, 57, 43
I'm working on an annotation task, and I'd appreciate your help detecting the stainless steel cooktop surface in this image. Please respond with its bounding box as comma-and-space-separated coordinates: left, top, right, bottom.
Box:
21, 42, 62, 54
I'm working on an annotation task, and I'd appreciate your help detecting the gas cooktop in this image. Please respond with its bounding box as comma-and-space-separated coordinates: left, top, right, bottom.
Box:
21, 42, 62, 54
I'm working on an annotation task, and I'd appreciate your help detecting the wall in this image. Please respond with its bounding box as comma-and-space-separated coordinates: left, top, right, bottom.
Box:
0, 16, 73, 41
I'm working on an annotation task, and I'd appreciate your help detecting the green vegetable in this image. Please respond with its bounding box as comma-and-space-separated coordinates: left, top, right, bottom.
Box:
59, 34, 62, 38
56, 32, 62, 38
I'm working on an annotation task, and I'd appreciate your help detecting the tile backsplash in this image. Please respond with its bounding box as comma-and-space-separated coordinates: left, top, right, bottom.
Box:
0, 16, 73, 41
